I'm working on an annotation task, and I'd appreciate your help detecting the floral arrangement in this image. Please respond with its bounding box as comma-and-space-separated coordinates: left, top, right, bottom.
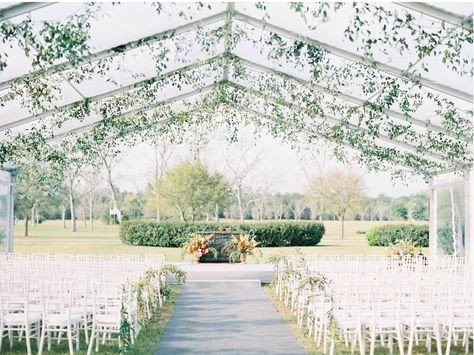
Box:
182, 233, 217, 261
389, 239, 423, 258
226, 234, 262, 263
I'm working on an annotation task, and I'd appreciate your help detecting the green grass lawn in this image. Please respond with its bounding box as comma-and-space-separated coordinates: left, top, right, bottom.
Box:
12, 219, 427, 261
1, 285, 182, 355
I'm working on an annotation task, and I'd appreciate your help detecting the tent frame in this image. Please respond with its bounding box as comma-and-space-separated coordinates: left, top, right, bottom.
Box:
0, 2, 472, 257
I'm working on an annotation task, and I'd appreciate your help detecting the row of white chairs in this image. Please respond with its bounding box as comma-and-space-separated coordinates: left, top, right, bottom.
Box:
274, 255, 473, 355
0, 253, 166, 355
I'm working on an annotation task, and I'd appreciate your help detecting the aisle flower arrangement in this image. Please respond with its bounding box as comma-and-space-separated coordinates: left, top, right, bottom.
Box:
389, 239, 422, 258
182, 233, 217, 262
226, 234, 261, 263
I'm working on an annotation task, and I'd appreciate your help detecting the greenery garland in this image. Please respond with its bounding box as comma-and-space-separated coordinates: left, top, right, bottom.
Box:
268, 253, 339, 341
0, 2, 471, 180
117, 265, 186, 353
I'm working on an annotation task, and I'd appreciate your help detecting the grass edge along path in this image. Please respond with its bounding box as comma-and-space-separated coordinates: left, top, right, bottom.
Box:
2, 285, 183, 355
128, 284, 183, 355
262, 286, 468, 355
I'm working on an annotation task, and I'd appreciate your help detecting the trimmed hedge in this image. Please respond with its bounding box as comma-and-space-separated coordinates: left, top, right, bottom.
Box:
366, 224, 429, 247
120, 220, 325, 247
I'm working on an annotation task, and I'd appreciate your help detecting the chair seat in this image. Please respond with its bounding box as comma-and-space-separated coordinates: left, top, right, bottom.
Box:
403, 319, 437, 328
334, 316, 361, 329
365, 319, 399, 328
95, 314, 120, 325
442, 319, 474, 328
45, 313, 82, 326
69, 306, 94, 315
4, 312, 42, 325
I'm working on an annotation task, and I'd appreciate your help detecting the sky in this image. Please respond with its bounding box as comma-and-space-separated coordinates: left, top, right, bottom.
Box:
112, 127, 429, 197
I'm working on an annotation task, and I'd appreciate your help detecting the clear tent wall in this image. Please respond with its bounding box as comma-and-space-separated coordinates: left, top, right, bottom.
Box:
0, 167, 16, 253
430, 170, 473, 259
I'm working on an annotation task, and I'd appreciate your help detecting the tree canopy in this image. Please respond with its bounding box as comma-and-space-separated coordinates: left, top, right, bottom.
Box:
157, 160, 231, 221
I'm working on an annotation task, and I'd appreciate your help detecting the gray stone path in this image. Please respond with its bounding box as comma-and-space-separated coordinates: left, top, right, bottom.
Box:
155, 280, 306, 355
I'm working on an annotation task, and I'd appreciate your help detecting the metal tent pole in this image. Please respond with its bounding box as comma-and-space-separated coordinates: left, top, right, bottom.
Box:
429, 177, 438, 257
6, 167, 19, 253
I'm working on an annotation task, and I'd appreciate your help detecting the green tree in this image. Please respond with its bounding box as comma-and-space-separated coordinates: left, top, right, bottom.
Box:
373, 194, 392, 220
390, 201, 409, 220
122, 193, 146, 219
317, 168, 366, 240
412, 203, 428, 220
15, 163, 62, 236
285, 193, 307, 220
157, 161, 231, 222
407, 192, 429, 221
207, 172, 232, 221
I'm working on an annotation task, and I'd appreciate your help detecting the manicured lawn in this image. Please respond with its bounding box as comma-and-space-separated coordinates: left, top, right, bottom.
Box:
1, 284, 182, 355
13, 219, 427, 261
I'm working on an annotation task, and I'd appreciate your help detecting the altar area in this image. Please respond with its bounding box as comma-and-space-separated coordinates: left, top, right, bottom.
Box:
169, 262, 274, 283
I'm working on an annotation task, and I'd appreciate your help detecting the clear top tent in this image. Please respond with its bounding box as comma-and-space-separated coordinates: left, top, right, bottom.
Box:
0, 2, 472, 256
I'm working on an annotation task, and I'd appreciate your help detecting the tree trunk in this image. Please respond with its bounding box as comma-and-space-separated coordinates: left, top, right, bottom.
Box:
156, 198, 161, 223
82, 206, 87, 226
70, 193, 76, 232
24, 216, 29, 237
340, 214, 345, 240
35, 208, 39, 225
178, 207, 186, 222
31, 207, 36, 228
89, 193, 94, 231
61, 205, 66, 228
215, 204, 219, 222
236, 188, 244, 222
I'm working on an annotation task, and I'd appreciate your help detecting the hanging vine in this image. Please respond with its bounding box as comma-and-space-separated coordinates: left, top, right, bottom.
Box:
0, 2, 471, 179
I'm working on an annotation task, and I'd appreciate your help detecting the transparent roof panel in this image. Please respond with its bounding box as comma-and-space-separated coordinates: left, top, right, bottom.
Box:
0, 1, 471, 174
1, 2, 226, 81
434, 2, 473, 16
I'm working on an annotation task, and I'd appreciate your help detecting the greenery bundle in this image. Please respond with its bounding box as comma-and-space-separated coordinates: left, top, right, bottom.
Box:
120, 220, 325, 247
366, 223, 429, 247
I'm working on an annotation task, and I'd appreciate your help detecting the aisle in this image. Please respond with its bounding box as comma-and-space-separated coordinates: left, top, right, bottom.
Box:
155, 279, 306, 355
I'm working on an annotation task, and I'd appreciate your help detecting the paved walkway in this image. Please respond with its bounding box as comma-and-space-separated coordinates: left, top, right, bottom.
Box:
156, 275, 306, 355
